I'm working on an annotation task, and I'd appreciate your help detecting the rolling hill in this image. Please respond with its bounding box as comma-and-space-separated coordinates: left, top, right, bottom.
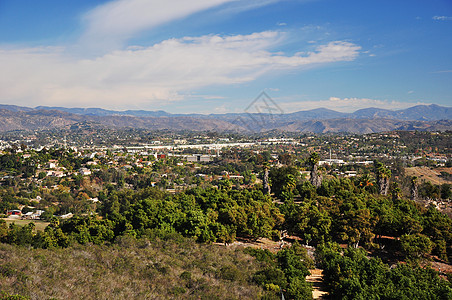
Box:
0, 104, 450, 133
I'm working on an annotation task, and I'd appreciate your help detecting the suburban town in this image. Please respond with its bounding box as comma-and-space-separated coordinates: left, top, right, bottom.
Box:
1, 0, 452, 299
0, 128, 451, 298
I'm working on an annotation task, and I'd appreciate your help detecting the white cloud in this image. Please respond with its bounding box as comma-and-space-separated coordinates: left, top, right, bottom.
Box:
432, 16, 452, 21
280, 97, 428, 113
0, 32, 361, 109
79, 0, 286, 52
214, 104, 229, 113
198, 95, 227, 100
80, 0, 238, 50
214, 0, 283, 16
431, 70, 452, 73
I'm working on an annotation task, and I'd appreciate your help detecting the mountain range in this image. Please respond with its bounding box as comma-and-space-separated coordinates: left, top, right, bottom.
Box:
0, 103, 450, 134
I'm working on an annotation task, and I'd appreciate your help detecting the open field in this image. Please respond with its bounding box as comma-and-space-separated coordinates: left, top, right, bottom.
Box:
1, 218, 49, 232
405, 167, 452, 185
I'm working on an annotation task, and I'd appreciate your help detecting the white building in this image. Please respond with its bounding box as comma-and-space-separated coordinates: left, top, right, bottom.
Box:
79, 168, 92, 176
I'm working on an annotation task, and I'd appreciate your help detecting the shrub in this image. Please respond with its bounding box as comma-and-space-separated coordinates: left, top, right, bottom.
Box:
218, 265, 241, 281
179, 271, 192, 281
0, 292, 29, 300
400, 234, 433, 259
286, 277, 313, 300
253, 267, 287, 289
170, 287, 186, 296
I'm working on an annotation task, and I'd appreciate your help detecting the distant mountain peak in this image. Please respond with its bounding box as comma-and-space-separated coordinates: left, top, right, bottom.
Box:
0, 103, 450, 133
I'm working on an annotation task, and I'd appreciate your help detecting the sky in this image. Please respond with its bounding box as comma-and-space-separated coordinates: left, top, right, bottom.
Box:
0, 0, 451, 114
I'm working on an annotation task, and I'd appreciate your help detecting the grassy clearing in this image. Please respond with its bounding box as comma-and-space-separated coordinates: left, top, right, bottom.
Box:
1, 218, 49, 232
405, 167, 452, 185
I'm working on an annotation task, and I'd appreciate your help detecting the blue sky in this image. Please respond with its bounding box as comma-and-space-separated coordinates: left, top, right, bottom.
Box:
0, 0, 451, 113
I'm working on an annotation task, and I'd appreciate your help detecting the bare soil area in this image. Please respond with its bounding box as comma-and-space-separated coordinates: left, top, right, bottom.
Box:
306, 269, 328, 299
405, 167, 452, 185
215, 237, 282, 253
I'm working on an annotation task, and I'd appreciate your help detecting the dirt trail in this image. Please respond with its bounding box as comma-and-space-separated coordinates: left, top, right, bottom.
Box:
214, 237, 282, 253
306, 269, 327, 299
219, 239, 330, 298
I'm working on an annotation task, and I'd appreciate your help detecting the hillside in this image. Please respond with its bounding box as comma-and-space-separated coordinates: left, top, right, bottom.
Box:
405, 167, 452, 185
25, 104, 452, 121
0, 104, 451, 133
0, 236, 273, 300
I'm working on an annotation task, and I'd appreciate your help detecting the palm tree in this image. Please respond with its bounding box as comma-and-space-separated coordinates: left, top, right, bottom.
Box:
375, 162, 391, 196
391, 182, 402, 201
281, 173, 297, 201
262, 162, 271, 195
308, 152, 322, 188
410, 176, 418, 201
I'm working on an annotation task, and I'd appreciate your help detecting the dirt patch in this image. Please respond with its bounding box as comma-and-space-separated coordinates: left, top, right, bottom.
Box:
214, 237, 282, 253
427, 260, 452, 275
405, 167, 452, 185
306, 269, 328, 299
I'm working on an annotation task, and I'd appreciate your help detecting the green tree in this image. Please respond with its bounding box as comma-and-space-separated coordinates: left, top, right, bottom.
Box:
440, 183, 451, 200
400, 233, 433, 260
269, 166, 299, 199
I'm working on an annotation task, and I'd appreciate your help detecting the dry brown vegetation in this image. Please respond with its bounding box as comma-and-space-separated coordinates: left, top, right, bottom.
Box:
0, 235, 274, 300
405, 167, 452, 185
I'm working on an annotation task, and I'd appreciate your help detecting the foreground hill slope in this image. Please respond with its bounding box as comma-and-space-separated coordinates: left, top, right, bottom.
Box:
0, 237, 271, 300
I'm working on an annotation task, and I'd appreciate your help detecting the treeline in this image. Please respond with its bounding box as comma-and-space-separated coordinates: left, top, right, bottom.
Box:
1, 187, 284, 248
283, 177, 452, 261
265, 160, 452, 262
1, 170, 452, 262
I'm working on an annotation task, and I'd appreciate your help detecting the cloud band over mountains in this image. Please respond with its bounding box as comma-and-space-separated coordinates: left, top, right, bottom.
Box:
0, 30, 360, 109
